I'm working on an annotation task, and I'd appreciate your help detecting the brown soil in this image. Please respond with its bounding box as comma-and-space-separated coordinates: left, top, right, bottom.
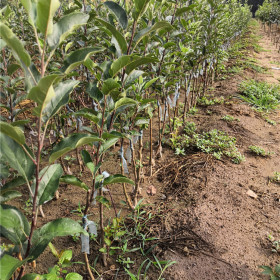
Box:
161, 25, 280, 280
4, 22, 280, 280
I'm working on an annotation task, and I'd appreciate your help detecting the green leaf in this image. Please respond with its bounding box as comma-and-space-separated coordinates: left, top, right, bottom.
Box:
133, 0, 150, 21
21, 0, 37, 27
260, 265, 274, 275
27, 75, 59, 117
42, 80, 79, 122
7, 63, 21, 75
0, 254, 27, 280
21, 274, 42, 280
31, 164, 63, 205
115, 97, 137, 110
81, 150, 95, 174
0, 190, 22, 203
111, 55, 137, 77
104, 1, 128, 29
0, 204, 30, 245
133, 21, 172, 50
175, 4, 196, 16
86, 82, 103, 102
50, 133, 103, 163
60, 175, 89, 191
75, 108, 100, 125
96, 18, 127, 54
102, 78, 120, 95
0, 121, 25, 145
65, 273, 83, 280
29, 218, 87, 260
143, 77, 159, 89
124, 70, 145, 88
36, 0, 60, 35
59, 249, 72, 264
0, 134, 35, 183
99, 137, 119, 155
275, 264, 280, 274
103, 174, 135, 186
0, 38, 6, 50
0, 23, 31, 67
62, 47, 105, 74
125, 56, 158, 75
47, 12, 89, 50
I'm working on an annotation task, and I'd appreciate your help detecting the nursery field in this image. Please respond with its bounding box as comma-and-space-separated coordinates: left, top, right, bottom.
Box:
0, 0, 280, 280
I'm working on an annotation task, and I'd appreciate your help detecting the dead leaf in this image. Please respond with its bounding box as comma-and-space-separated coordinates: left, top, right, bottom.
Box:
146, 185, 157, 196
247, 189, 257, 199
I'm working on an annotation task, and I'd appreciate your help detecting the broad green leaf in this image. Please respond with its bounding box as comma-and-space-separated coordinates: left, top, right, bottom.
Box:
135, 118, 149, 126
103, 174, 135, 186
21, 274, 43, 280
0, 121, 25, 145
99, 137, 119, 155
47, 12, 89, 50
133, 21, 172, 50
29, 218, 87, 260
59, 249, 72, 264
0, 254, 27, 280
133, 0, 150, 21
62, 47, 105, 74
27, 75, 59, 117
0, 23, 31, 67
260, 265, 274, 275
31, 164, 63, 205
49, 133, 103, 163
42, 80, 79, 122
0, 162, 9, 179
60, 175, 88, 191
86, 82, 103, 102
110, 55, 136, 77
65, 273, 83, 280
102, 78, 120, 95
0, 5, 13, 19
36, 0, 60, 35
96, 18, 127, 54
275, 264, 280, 274
1, 177, 26, 191
75, 108, 100, 125
125, 57, 158, 75
0, 134, 35, 183
143, 77, 159, 89
115, 97, 137, 110
104, 1, 128, 29
124, 70, 145, 88
175, 4, 196, 16
0, 190, 22, 203
0, 204, 30, 245
21, 0, 37, 26
0, 38, 6, 50
7, 63, 21, 75
81, 150, 95, 174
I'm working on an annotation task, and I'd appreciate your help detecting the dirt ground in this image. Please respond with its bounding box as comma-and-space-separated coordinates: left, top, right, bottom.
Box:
160, 24, 280, 280
7, 22, 279, 280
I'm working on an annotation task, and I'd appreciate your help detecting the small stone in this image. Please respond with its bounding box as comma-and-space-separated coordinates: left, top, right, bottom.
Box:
247, 189, 258, 199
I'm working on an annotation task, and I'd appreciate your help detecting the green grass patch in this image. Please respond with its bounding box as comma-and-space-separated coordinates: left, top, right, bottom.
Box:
239, 80, 280, 111
170, 122, 245, 164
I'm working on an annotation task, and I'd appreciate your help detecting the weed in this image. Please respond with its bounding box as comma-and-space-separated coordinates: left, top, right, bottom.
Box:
270, 172, 280, 184
239, 80, 280, 111
198, 96, 224, 106
221, 115, 240, 122
267, 234, 280, 254
265, 118, 277, 126
170, 122, 244, 164
259, 264, 280, 280
249, 145, 272, 157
